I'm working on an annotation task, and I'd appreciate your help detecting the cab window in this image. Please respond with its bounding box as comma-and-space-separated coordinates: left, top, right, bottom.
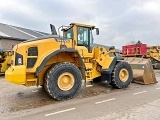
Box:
65, 27, 73, 39
77, 27, 90, 47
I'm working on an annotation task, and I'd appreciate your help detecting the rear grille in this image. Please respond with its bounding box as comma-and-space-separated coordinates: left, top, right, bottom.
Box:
27, 58, 37, 68
27, 47, 38, 68
28, 47, 38, 56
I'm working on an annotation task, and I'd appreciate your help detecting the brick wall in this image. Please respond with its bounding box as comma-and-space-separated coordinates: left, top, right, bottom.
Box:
0, 39, 23, 51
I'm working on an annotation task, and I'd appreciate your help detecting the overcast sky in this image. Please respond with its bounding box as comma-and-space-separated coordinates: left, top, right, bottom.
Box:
0, 0, 160, 48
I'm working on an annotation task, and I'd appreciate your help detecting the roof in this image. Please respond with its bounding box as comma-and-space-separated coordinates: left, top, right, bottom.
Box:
0, 23, 49, 41
70, 23, 95, 28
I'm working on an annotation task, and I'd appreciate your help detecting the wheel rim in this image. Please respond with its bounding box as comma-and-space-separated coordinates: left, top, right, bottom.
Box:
119, 68, 129, 82
58, 72, 75, 91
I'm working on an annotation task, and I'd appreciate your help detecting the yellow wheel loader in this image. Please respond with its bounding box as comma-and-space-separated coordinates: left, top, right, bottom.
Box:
0, 50, 12, 73
5, 23, 133, 100
146, 46, 160, 69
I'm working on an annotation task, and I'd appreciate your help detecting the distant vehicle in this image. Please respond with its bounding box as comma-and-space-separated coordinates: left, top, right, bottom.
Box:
0, 50, 12, 73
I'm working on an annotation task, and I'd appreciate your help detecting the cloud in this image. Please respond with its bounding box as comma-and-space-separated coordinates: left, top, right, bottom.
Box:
1, 0, 160, 48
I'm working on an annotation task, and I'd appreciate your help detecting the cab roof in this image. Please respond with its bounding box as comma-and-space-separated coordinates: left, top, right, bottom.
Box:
70, 23, 95, 28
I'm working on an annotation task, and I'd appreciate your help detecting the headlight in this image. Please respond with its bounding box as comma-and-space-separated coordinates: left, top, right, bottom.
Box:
18, 58, 22, 65
15, 53, 23, 65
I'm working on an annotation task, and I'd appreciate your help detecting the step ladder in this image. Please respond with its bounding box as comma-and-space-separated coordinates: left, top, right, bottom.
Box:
85, 71, 93, 87
26, 78, 37, 86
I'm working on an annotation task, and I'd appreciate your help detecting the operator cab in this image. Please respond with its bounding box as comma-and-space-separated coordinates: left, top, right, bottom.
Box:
62, 23, 99, 52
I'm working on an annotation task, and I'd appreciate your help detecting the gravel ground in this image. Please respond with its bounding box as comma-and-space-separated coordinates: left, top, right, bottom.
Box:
0, 71, 159, 117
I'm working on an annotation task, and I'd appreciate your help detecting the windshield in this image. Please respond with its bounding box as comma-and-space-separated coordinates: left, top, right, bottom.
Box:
77, 27, 90, 46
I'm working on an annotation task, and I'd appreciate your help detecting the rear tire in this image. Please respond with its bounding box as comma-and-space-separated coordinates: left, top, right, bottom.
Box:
110, 61, 133, 88
44, 62, 82, 100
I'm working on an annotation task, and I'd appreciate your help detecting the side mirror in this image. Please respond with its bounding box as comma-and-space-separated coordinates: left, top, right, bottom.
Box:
96, 28, 99, 35
50, 24, 57, 35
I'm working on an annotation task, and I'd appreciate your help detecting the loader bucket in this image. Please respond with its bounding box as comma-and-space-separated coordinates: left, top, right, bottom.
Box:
124, 57, 157, 84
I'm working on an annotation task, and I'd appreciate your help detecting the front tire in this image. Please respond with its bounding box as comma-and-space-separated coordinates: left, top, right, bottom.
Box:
44, 62, 82, 100
110, 61, 133, 88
